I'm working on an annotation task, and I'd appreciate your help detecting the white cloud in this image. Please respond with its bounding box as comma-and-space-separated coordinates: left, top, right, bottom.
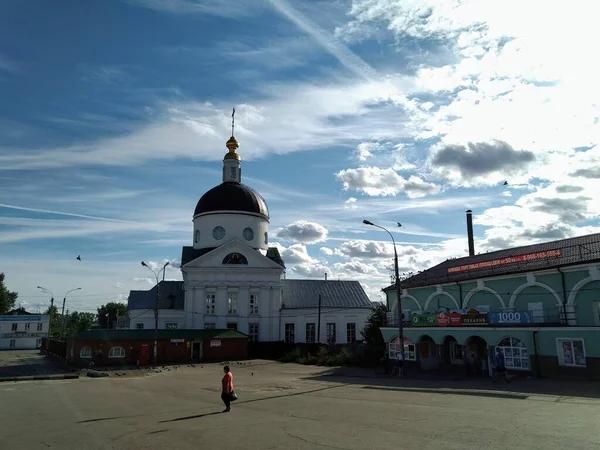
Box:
276, 220, 329, 244
344, 197, 358, 210
320, 247, 334, 256
336, 166, 439, 198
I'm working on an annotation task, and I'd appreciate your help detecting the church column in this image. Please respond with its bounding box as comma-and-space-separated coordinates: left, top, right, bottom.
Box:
196, 287, 205, 329
189, 287, 196, 329
216, 286, 228, 328
237, 286, 250, 334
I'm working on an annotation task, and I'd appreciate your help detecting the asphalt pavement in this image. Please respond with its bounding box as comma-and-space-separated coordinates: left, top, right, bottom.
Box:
1, 360, 599, 450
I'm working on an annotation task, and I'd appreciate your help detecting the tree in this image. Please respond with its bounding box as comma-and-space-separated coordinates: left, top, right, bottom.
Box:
361, 302, 388, 362
97, 302, 127, 329
0, 273, 18, 314
64, 311, 96, 338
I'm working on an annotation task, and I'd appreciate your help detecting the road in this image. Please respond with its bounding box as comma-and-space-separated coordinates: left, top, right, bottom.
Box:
1, 360, 599, 450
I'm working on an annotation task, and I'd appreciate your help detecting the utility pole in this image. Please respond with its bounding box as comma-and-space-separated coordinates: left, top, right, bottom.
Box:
61, 287, 81, 341
363, 219, 404, 374
142, 261, 169, 367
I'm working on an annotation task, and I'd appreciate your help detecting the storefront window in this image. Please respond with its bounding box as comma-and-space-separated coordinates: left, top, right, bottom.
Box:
389, 337, 417, 361
496, 337, 530, 370
556, 338, 586, 368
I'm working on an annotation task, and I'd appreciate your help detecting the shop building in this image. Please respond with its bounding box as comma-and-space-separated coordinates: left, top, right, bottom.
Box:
380, 213, 600, 379
66, 328, 248, 367
0, 309, 49, 350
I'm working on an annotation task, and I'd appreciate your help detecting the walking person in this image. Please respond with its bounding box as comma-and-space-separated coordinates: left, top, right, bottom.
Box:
221, 365, 234, 412
493, 348, 511, 383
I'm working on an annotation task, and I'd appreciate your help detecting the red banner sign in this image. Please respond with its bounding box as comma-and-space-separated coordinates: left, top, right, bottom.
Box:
436, 312, 462, 327
447, 249, 562, 274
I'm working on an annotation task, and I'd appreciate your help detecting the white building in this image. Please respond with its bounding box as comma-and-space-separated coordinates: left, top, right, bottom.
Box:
0, 309, 49, 350
129, 130, 373, 343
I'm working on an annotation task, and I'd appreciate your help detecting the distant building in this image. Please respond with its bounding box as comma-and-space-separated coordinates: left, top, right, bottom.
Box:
380, 211, 600, 380
0, 308, 49, 350
66, 328, 248, 367
127, 281, 185, 330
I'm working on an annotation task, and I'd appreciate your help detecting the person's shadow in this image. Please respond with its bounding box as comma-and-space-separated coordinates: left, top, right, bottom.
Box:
158, 411, 223, 423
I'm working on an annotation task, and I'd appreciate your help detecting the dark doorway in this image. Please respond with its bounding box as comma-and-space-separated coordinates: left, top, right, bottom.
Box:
192, 342, 201, 360
465, 336, 487, 376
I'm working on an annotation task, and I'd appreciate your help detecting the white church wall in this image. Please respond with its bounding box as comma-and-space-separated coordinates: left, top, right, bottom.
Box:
193, 213, 269, 251
279, 307, 370, 344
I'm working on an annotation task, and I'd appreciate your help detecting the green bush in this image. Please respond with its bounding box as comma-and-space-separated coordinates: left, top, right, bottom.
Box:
280, 348, 302, 363
297, 353, 318, 365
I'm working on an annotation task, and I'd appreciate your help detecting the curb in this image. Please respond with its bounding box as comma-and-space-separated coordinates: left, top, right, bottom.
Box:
0, 374, 80, 383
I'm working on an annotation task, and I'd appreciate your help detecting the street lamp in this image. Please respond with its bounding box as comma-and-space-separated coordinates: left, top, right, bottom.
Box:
37, 286, 54, 351
141, 261, 170, 366
61, 288, 82, 340
363, 219, 404, 373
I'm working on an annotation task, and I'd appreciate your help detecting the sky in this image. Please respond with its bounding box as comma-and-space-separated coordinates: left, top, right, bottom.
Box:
1, 0, 599, 313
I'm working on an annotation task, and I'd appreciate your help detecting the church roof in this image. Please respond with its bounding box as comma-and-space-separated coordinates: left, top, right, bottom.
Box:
266, 247, 285, 268
127, 281, 185, 311
282, 280, 372, 309
194, 182, 269, 219
181, 246, 215, 266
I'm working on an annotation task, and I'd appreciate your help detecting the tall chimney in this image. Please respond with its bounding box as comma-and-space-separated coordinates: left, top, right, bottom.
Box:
466, 209, 475, 257
324, 273, 328, 281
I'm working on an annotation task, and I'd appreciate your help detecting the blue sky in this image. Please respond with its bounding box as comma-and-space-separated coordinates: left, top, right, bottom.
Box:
1, 0, 599, 312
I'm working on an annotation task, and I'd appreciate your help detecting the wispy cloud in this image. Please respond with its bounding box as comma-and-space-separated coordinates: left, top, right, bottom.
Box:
0, 203, 134, 223
0, 55, 19, 72
267, 0, 380, 82
127, 0, 264, 18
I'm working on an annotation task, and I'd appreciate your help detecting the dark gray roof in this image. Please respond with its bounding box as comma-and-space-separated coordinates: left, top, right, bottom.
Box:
181, 246, 215, 266
194, 182, 269, 219
127, 281, 185, 311
266, 247, 285, 268
282, 280, 372, 309
386, 232, 600, 290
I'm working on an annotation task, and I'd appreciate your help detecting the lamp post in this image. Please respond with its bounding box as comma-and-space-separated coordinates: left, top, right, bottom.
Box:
141, 261, 170, 366
61, 288, 82, 340
37, 286, 54, 351
363, 219, 404, 373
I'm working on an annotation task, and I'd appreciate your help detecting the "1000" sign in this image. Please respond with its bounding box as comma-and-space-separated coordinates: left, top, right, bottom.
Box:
490, 311, 532, 325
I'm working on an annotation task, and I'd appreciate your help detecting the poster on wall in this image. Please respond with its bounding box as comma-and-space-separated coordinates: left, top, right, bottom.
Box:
461, 309, 489, 326
436, 312, 462, 327
489, 311, 533, 325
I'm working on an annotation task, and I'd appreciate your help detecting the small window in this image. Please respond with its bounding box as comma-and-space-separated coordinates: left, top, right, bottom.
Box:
205, 294, 216, 315
212, 226, 226, 240
165, 322, 178, 329
108, 346, 126, 358
227, 323, 237, 330
25, 323, 31, 331
228, 293, 237, 315
249, 323, 259, 342
305, 323, 316, 344
205, 323, 216, 329
326, 323, 336, 344
285, 323, 295, 343
136, 323, 144, 329
80, 347, 92, 359
194, 229, 200, 243
243, 227, 254, 241
264, 232, 268, 245
557, 338, 586, 368
9, 339, 16, 348
11, 323, 17, 331
249, 294, 259, 315
37, 323, 43, 331
346, 323, 356, 343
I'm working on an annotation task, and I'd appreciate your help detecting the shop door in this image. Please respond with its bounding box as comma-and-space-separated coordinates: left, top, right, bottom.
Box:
192, 342, 202, 360
140, 344, 150, 366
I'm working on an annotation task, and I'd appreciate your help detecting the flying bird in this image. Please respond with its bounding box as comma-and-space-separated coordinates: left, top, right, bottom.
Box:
503, 181, 508, 186
397, 222, 402, 227
76, 255, 81, 261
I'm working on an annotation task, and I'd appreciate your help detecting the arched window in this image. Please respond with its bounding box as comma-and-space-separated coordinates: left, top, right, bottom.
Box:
80, 346, 92, 359
222, 253, 248, 265
108, 346, 126, 358
496, 337, 529, 370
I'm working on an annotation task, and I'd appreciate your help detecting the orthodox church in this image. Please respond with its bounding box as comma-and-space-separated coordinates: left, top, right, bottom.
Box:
128, 117, 372, 344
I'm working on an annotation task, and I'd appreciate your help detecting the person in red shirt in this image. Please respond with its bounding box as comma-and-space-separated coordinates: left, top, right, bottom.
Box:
221, 365, 234, 412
